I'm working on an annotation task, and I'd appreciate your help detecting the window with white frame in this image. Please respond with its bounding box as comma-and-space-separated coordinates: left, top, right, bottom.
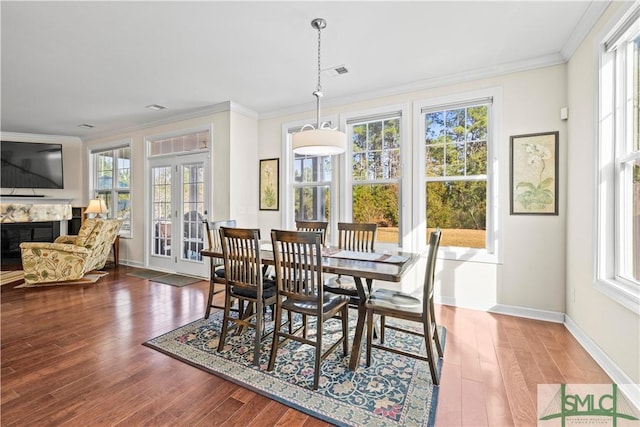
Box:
346, 111, 403, 246
92, 145, 131, 236
415, 89, 500, 260
423, 99, 491, 249
596, 5, 640, 312
288, 126, 336, 225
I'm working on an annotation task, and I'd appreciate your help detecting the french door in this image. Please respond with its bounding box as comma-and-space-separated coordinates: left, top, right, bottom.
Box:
148, 153, 209, 277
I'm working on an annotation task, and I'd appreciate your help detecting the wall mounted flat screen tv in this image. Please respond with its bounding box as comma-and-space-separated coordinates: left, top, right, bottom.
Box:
1, 141, 64, 189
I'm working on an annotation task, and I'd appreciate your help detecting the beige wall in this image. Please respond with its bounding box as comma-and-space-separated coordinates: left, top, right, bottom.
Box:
565, 2, 640, 384
0, 132, 84, 206
83, 105, 255, 267
229, 109, 259, 228
258, 64, 568, 314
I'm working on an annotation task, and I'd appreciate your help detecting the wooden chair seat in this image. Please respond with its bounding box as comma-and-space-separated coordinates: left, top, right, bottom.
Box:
367, 289, 423, 313
281, 291, 348, 316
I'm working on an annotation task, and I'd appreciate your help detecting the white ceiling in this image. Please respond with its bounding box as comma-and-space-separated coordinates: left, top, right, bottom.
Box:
1, 1, 610, 140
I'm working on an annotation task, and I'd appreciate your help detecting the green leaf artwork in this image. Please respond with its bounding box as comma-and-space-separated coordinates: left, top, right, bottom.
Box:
516, 143, 554, 210
260, 159, 278, 210
511, 133, 558, 214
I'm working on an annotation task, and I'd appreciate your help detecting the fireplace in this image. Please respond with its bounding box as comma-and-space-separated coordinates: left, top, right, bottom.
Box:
0, 197, 72, 267
1, 221, 61, 266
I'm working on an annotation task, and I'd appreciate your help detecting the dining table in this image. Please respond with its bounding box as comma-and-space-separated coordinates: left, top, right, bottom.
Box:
201, 242, 420, 371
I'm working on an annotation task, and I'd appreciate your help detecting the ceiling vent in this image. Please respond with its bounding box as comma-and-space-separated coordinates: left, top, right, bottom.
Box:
322, 65, 349, 78
145, 104, 167, 111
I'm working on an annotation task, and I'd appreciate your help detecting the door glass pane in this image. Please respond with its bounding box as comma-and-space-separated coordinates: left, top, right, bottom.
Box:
182, 163, 205, 261
152, 166, 172, 257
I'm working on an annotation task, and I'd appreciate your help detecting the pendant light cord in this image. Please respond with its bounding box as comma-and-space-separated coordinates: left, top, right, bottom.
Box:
316, 24, 322, 94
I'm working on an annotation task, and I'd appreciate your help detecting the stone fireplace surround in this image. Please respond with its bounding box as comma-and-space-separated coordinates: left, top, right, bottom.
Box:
0, 197, 72, 264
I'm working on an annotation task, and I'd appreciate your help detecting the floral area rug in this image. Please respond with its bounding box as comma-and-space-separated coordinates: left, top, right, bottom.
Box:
144, 309, 445, 427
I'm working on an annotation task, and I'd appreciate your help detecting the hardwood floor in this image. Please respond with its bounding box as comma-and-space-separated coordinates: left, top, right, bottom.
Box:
1, 265, 611, 426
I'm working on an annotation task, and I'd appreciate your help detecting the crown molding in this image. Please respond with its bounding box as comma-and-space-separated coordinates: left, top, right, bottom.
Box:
80, 101, 258, 142
260, 52, 566, 121
560, 1, 610, 60
0, 131, 82, 144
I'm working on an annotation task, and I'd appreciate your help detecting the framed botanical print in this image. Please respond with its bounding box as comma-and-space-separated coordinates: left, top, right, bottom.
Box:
259, 158, 279, 211
510, 131, 559, 215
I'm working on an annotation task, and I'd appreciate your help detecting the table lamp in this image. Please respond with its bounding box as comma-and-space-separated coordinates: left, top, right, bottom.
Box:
85, 198, 108, 218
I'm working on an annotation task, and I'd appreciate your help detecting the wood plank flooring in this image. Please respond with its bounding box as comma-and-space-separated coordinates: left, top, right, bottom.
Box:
1, 265, 611, 426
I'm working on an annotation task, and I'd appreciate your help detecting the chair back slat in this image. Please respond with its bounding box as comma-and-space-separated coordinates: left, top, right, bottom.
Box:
220, 227, 262, 295
337, 222, 377, 252
271, 230, 323, 304
203, 219, 236, 268
295, 221, 328, 245
423, 228, 442, 313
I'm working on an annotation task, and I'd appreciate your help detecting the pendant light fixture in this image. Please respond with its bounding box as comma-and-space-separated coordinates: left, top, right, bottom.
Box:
292, 18, 347, 156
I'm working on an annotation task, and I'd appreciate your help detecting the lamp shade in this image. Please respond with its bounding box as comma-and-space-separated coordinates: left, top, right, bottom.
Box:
85, 198, 108, 216
292, 128, 347, 156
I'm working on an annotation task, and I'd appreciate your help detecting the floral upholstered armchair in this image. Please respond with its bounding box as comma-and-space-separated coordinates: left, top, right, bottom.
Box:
20, 218, 123, 284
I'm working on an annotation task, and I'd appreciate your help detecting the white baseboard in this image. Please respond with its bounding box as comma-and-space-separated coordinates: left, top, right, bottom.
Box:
118, 259, 144, 268
488, 304, 565, 323
564, 315, 640, 411
436, 295, 497, 312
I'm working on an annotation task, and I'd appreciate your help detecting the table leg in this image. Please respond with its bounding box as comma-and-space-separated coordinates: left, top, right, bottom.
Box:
348, 276, 371, 370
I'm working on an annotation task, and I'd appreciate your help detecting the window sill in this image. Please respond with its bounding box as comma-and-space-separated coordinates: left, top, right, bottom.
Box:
594, 277, 640, 314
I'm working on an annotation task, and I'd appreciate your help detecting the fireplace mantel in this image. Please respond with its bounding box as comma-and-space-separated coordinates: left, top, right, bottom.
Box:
0, 197, 73, 223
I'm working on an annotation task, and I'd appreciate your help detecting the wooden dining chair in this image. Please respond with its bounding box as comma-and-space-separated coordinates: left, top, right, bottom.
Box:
324, 222, 378, 304
295, 220, 329, 245
217, 227, 277, 366
202, 218, 237, 319
268, 230, 350, 390
365, 229, 443, 385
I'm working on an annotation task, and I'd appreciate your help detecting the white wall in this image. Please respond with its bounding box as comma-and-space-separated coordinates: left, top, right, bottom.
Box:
258, 65, 568, 315
565, 2, 639, 384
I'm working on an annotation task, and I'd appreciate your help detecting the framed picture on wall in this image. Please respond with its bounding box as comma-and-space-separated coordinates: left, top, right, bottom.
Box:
259, 158, 279, 211
510, 131, 559, 215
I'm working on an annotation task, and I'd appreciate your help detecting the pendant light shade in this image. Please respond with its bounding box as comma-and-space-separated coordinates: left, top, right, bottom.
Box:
292, 126, 347, 156
292, 18, 346, 156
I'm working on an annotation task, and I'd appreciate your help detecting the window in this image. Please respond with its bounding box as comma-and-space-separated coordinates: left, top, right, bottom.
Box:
416, 89, 500, 260
284, 122, 339, 242
92, 145, 131, 236
596, 5, 640, 312
293, 153, 333, 222
423, 100, 490, 248
347, 112, 403, 246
